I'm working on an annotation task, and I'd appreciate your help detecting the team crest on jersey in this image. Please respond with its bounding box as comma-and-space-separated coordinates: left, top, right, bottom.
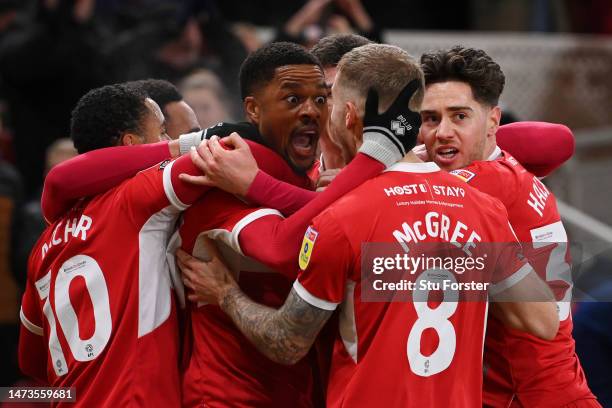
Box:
449, 169, 476, 183
299, 226, 318, 270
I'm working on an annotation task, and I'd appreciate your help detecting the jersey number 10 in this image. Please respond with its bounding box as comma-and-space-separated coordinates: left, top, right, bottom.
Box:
40, 255, 112, 377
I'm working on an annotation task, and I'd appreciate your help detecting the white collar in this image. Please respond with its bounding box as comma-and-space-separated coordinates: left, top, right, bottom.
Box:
385, 161, 441, 173
486, 145, 502, 161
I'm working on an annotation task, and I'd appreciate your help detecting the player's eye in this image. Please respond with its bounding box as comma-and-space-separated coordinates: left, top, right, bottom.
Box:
314, 95, 327, 105
455, 113, 467, 120
286, 95, 299, 104
421, 114, 438, 124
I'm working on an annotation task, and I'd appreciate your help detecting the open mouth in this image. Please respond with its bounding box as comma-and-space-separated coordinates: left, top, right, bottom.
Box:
435, 146, 459, 164
290, 127, 318, 159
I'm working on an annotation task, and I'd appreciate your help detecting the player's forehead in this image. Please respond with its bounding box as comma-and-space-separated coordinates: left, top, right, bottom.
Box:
270, 64, 326, 91
421, 81, 480, 112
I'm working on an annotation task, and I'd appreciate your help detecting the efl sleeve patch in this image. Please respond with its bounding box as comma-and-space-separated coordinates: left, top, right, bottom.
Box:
449, 169, 476, 182
299, 226, 319, 270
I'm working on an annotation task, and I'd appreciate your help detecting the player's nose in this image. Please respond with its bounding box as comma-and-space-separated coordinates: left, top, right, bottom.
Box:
435, 116, 455, 140
299, 98, 321, 121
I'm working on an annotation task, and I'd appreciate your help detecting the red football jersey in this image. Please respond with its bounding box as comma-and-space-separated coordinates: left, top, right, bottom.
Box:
19, 161, 192, 407
174, 146, 316, 407
295, 162, 529, 408
456, 148, 596, 407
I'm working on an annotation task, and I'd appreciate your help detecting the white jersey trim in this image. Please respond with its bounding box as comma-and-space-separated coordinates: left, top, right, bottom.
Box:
137, 206, 179, 338
162, 160, 189, 211
20, 307, 43, 336
339, 280, 358, 362
489, 263, 533, 296
230, 208, 284, 255
385, 162, 440, 174
293, 280, 339, 311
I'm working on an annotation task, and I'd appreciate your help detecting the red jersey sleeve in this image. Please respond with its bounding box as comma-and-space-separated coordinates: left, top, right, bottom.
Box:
237, 153, 384, 277
19, 251, 49, 383
118, 154, 213, 227
293, 209, 354, 310
488, 216, 533, 296
496, 122, 574, 177
42, 141, 172, 224
246, 170, 317, 216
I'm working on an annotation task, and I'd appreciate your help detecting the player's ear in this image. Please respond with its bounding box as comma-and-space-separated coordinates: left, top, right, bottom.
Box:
120, 132, 142, 146
487, 105, 501, 138
345, 101, 358, 130
346, 101, 364, 146
244, 96, 260, 124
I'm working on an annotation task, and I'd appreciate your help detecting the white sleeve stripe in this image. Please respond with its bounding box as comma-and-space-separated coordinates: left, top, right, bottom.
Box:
292, 280, 339, 311
489, 263, 533, 296
20, 307, 43, 336
162, 160, 189, 211
230, 208, 284, 255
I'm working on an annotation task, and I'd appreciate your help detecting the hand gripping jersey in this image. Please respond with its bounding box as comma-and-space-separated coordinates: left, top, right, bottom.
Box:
454, 148, 597, 407
294, 162, 530, 408
19, 160, 197, 407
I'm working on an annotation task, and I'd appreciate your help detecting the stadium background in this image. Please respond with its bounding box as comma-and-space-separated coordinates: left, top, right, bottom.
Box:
0, 0, 610, 405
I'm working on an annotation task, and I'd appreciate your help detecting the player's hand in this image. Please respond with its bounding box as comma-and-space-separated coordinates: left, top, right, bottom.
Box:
316, 168, 341, 192
177, 122, 263, 155
179, 133, 259, 196
176, 242, 237, 306
359, 79, 422, 167
411, 144, 430, 161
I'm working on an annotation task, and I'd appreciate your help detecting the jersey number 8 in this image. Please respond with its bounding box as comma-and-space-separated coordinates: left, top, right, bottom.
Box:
407, 269, 458, 377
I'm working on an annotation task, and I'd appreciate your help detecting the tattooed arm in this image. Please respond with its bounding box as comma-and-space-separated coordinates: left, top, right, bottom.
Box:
176, 244, 333, 365
221, 287, 333, 364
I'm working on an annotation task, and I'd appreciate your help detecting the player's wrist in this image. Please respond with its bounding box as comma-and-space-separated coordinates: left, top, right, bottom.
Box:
359, 130, 404, 168
218, 283, 240, 310
178, 131, 205, 155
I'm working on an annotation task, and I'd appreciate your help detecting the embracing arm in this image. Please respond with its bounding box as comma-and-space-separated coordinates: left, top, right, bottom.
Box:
41, 140, 179, 223
238, 153, 383, 277
490, 267, 559, 340
245, 170, 317, 216
220, 287, 332, 365
497, 122, 574, 177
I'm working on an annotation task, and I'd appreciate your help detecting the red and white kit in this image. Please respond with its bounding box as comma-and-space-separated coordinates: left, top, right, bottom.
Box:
295, 162, 530, 408
456, 147, 597, 407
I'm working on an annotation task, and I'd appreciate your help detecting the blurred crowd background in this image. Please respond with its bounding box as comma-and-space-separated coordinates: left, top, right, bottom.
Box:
0, 0, 611, 405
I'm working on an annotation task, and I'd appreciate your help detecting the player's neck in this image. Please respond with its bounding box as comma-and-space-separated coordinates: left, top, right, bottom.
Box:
399, 151, 423, 164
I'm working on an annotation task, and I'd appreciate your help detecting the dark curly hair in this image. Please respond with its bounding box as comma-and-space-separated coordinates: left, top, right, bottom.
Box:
420, 46, 505, 106
311, 34, 373, 67
239, 42, 322, 100
71, 84, 150, 154
127, 79, 183, 115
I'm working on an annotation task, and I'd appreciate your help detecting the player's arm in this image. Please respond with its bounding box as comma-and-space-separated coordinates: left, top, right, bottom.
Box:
488, 228, 559, 340
41, 140, 179, 223
41, 123, 257, 223
237, 152, 382, 277
178, 213, 348, 365
18, 325, 48, 383
496, 121, 574, 177
489, 269, 559, 340
18, 270, 48, 383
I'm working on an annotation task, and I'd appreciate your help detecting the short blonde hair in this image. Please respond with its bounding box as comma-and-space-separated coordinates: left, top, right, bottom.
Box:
336, 44, 424, 113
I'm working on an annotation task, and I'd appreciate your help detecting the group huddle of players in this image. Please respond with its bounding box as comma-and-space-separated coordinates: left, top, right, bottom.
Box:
17, 33, 600, 407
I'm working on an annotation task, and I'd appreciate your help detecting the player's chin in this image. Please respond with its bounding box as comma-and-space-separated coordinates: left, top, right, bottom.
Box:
288, 149, 317, 172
